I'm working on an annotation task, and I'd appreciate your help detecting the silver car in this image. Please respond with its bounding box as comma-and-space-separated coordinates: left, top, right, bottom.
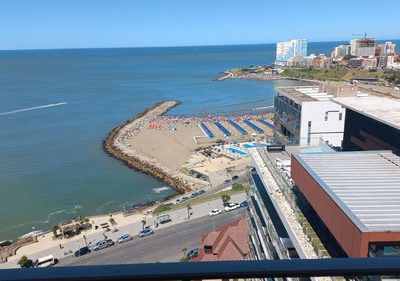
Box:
92, 239, 114, 251
117, 234, 133, 244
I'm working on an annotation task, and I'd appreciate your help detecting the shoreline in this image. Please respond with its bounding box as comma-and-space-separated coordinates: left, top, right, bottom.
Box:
103, 100, 192, 196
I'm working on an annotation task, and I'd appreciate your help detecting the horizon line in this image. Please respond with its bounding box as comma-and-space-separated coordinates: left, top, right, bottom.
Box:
1, 38, 399, 52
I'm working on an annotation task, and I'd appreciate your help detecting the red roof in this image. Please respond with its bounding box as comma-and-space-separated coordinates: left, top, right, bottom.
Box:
194, 219, 250, 261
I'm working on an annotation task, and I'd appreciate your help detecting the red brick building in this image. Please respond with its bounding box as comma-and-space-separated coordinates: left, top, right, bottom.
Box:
194, 219, 250, 261
291, 151, 400, 258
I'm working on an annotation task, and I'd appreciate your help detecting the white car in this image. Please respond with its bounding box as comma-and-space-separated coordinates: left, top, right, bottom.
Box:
224, 203, 240, 212
209, 209, 222, 217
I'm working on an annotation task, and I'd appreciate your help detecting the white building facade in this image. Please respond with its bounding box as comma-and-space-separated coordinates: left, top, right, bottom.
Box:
276, 39, 307, 63
274, 86, 346, 147
350, 38, 376, 57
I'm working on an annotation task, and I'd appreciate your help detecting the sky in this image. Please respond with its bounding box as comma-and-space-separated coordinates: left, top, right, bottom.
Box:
0, 0, 399, 50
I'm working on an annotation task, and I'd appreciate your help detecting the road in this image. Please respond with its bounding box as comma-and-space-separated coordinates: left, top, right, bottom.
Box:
60, 208, 246, 266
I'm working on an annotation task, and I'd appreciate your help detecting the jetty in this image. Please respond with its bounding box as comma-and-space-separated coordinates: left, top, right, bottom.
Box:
103, 100, 192, 194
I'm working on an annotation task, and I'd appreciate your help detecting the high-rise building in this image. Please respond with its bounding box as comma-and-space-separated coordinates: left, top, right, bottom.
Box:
350, 38, 376, 57
331, 45, 351, 58
276, 39, 307, 62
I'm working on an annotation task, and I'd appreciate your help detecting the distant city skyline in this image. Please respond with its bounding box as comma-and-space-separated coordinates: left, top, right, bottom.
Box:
0, 0, 399, 50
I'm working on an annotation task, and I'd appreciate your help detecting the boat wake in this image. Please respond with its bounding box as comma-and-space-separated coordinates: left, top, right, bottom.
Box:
0, 102, 68, 116
153, 186, 170, 193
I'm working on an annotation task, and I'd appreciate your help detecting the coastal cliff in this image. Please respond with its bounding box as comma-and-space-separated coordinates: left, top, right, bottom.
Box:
103, 101, 192, 195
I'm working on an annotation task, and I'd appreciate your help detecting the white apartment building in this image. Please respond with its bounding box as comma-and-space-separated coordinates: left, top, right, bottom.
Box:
276, 39, 307, 62
331, 45, 351, 58
274, 86, 347, 147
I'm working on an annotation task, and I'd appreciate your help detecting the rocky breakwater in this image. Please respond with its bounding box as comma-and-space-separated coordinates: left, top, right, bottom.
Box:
103, 100, 192, 195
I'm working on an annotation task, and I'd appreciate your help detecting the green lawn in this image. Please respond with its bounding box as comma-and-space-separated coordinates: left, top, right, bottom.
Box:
153, 184, 248, 215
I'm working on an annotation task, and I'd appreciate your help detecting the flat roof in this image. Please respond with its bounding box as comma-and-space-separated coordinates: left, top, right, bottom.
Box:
294, 151, 400, 232
333, 96, 400, 131
276, 86, 319, 103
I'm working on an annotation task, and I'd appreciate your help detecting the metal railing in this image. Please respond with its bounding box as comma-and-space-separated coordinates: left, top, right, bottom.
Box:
1, 258, 400, 281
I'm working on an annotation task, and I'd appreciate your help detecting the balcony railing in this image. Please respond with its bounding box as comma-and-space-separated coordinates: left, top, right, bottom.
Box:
1, 258, 400, 281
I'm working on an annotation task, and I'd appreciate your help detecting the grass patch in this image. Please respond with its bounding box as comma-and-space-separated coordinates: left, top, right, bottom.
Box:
153, 204, 172, 215
280, 67, 391, 82
158, 184, 248, 214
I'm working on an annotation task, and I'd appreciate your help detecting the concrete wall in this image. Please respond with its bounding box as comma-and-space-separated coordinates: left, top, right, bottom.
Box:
291, 155, 400, 257
299, 101, 345, 147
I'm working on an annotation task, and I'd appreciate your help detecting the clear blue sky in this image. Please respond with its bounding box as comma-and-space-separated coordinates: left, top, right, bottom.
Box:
1, 0, 399, 50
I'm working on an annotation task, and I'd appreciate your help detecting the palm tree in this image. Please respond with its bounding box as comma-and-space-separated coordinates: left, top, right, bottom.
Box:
186, 204, 192, 220
141, 219, 146, 230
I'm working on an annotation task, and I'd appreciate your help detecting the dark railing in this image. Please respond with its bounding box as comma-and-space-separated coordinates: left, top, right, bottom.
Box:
1, 258, 400, 281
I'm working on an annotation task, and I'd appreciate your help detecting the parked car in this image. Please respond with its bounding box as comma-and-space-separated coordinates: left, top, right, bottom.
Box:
33, 255, 58, 267
240, 200, 248, 208
180, 196, 189, 202
74, 246, 91, 257
209, 208, 222, 217
224, 179, 231, 184
186, 248, 199, 259
190, 192, 199, 198
117, 234, 133, 244
198, 189, 206, 195
92, 239, 114, 251
138, 227, 154, 237
157, 214, 172, 224
232, 175, 239, 181
224, 202, 240, 212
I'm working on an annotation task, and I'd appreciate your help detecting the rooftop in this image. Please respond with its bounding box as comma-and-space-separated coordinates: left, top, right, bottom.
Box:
294, 151, 400, 232
333, 96, 400, 131
195, 219, 250, 261
276, 86, 334, 103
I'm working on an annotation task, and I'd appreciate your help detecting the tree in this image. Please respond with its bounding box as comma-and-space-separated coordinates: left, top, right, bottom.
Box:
18, 255, 33, 268
141, 219, 146, 230
186, 204, 192, 220
221, 194, 231, 204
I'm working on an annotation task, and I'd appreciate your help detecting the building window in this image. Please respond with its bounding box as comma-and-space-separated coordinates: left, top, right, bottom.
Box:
339, 112, 342, 120
307, 121, 311, 146
324, 112, 328, 121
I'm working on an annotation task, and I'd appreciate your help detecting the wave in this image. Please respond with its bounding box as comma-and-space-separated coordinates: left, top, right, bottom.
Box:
0, 102, 67, 116
153, 186, 170, 193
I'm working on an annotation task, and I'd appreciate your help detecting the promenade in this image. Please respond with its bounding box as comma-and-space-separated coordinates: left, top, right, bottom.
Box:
0, 193, 246, 269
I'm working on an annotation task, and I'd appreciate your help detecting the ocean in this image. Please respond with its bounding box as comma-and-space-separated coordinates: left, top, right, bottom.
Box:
0, 41, 369, 240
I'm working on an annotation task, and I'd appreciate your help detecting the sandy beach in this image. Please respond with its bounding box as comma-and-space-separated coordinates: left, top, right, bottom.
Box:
104, 100, 274, 194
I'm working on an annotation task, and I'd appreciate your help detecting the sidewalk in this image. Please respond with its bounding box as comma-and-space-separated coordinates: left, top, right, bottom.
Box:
0, 193, 246, 269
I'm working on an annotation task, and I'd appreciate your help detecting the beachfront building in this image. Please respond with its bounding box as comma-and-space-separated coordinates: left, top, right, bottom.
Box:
291, 151, 400, 257
333, 96, 400, 152
274, 86, 346, 147
376, 41, 397, 56
331, 44, 351, 59
350, 38, 376, 57
275, 39, 307, 65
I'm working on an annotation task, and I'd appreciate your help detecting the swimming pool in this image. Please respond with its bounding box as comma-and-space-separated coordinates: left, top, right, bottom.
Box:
227, 147, 247, 155
243, 142, 269, 149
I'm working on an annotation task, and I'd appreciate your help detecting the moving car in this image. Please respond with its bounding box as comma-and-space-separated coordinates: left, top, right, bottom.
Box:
186, 248, 199, 259
74, 246, 91, 257
33, 255, 58, 267
117, 234, 133, 244
209, 208, 222, 217
224, 202, 240, 212
92, 239, 114, 251
138, 227, 154, 237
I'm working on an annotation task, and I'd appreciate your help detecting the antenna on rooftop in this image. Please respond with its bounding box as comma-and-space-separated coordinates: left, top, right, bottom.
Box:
352, 32, 368, 39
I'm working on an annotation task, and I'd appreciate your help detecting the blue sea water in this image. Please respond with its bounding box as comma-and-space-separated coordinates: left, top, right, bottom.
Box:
0, 42, 358, 240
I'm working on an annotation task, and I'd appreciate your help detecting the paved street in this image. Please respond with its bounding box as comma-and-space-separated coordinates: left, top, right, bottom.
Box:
59, 208, 246, 266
